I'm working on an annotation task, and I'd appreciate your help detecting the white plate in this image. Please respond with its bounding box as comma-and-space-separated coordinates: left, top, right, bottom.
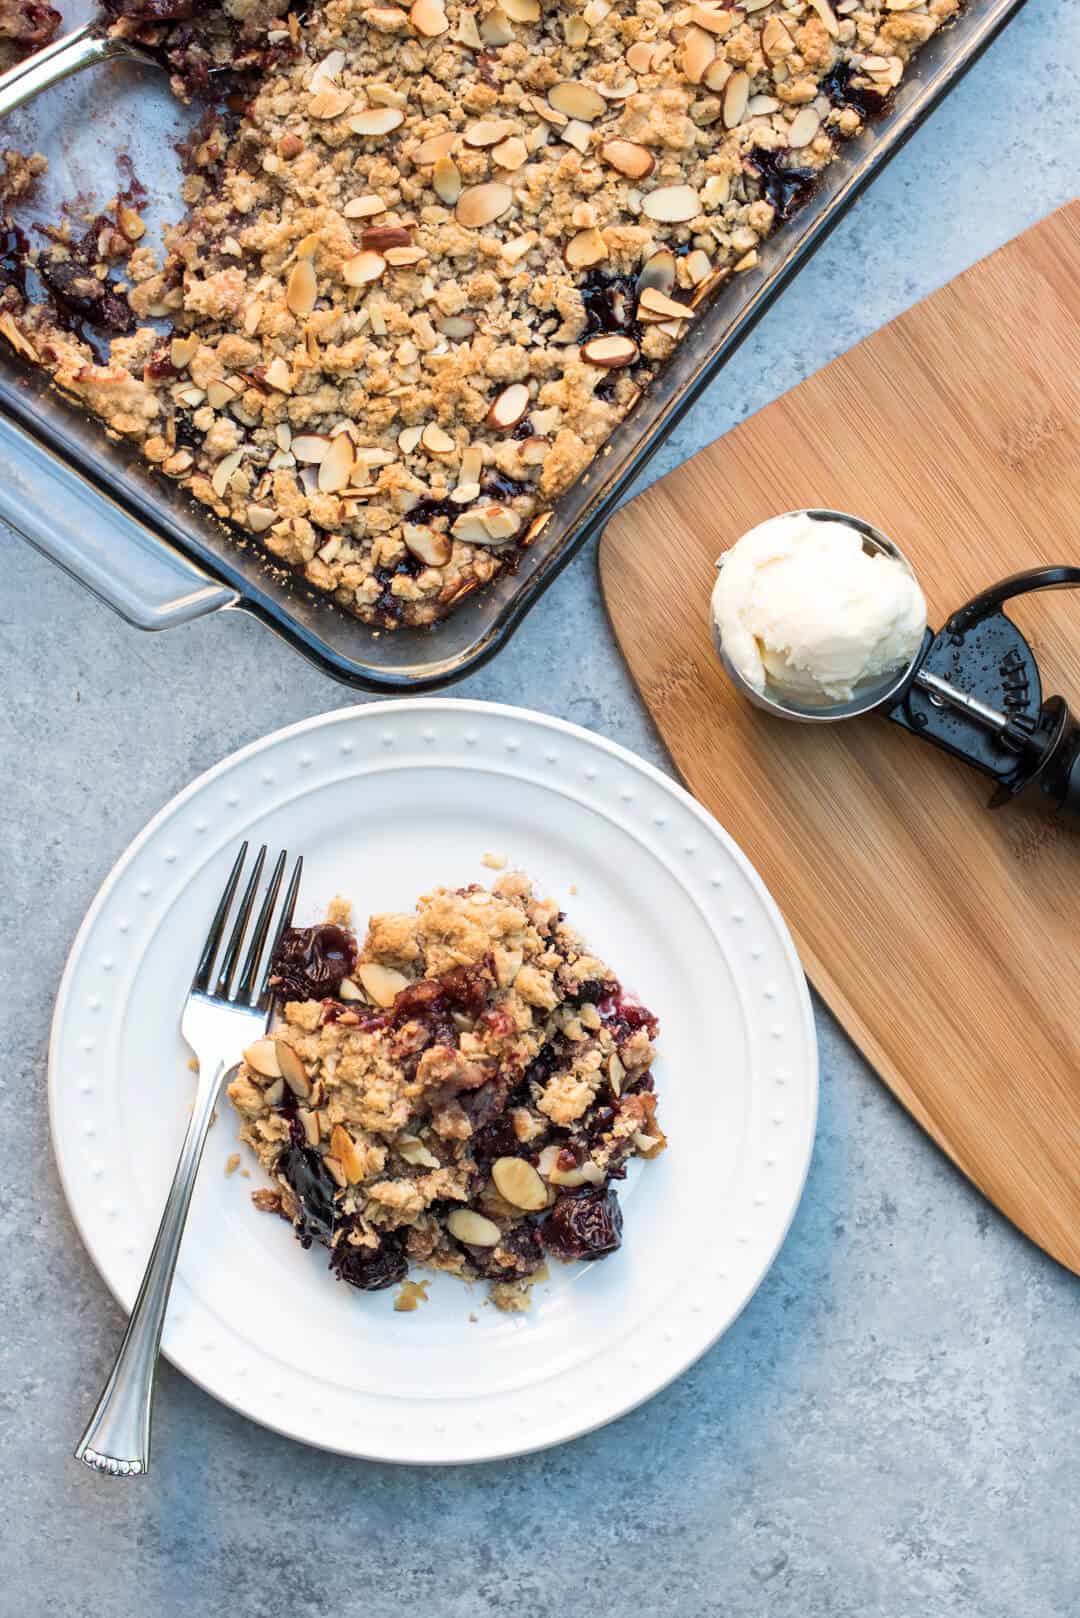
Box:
50, 700, 817, 1464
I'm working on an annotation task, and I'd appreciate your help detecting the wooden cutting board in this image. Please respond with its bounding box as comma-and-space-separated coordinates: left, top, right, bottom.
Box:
600, 201, 1080, 1276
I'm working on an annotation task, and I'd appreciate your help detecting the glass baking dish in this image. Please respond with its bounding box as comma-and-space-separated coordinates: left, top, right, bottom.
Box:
0, 0, 1027, 689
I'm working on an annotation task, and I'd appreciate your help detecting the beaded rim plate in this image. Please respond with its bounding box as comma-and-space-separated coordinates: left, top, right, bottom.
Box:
49, 700, 817, 1464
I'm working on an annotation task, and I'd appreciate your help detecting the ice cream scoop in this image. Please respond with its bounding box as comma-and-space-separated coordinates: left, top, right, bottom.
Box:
712, 510, 928, 710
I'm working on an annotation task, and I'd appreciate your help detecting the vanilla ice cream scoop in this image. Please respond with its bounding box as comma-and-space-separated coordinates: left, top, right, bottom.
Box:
711, 512, 927, 706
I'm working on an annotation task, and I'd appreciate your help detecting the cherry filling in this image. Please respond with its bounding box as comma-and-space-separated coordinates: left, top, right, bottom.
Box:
746, 147, 818, 223
276, 1142, 338, 1248
271, 923, 357, 1001
541, 1187, 624, 1261
330, 1225, 408, 1291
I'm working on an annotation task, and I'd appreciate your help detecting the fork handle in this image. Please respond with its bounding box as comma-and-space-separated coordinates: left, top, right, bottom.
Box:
0, 21, 153, 117
74, 1057, 226, 1477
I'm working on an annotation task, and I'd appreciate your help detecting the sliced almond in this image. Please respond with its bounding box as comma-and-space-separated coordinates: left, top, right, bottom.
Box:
691, 3, 737, 34
807, 0, 839, 35
502, 0, 539, 17
547, 81, 606, 122
397, 424, 423, 453
464, 117, 515, 147
338, 977, 364, 1000
323, 1156, 347, 1188
343, 194, 386, 218
264, 357, 294, 393
385, 245, 427, 267
410, 0, 448, 31
491, 136, 528, 171
398, 1134, 441, 1168
318, 430, 355, 492
460, 444, 484, 483
596, 76, 637, 100
479, 5, 513, 43
761, 13, 794, 58
491, 1156, 548, 1211
639, 286, 694, 321
286, 257, 318, 317
723, 68, 749, 128
451, 504, 519, 546
519, 436, 548, 466
581, 333, 638, 368
600, 139, 655, 180
447, 1208, 501, 1246
703, 56, 732, 92
450, 482, 481, 504
641, 183, 700, 223
487, 381, 530, 431
414, 132, 459, 167
564, 226, 608, 269
787, 106, 821, 148
432, 154, 462, 204
343, 250, 387, 286
454, 6, 483, 45
211, 449, 244, 500
421, 421, 456, 455
564, 13, 589, 43
348, 107, 405, 137
244, 1037, 281, 1078
357, 960, 410, 1007
292, 434, 331, 463
170, 332, 199, 370
637, 247, 676, 294
309, 84, 353, 119
206, 377, 239, 409
276, 1040, 311, 1098
403, 522, 452, 566
685, 248, 713, 285
455, 182, 513, 229
680, 25, 715, 85
246, 503, 278, 533
331, 1124, 366, 1182
263, 1078, 285, 1107
608, 1051, 625, 1096
558, 119, 590, 156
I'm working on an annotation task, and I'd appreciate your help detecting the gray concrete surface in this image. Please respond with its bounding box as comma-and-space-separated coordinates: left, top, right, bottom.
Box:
3, 2, 1078, 1612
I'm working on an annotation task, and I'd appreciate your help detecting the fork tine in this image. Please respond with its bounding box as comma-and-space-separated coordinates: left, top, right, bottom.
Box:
191, 842, 248, 994
256, 854, 303, 1010
236, 848, 287, 1005
214, 845, 267, 999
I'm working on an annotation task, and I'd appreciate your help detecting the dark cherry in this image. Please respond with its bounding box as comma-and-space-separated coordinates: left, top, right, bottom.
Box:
144, 339, 178, 381
570, 977, 615, 1007
406, 493, 457, 524
541, 1187, 623, 1262
819, 59, 888, 120
391, 958, 494, 1031
330, 1226, 408, 1291
580, 268, 639, 338
276, 1143, 338, 1249
469, 1111, 524, 1166
481, 468, 529, 504
0, 221, 29, 296
511, 416, 534, 441
37, 252, 136, 334
746, 146, 818, 224
271, 923, 357, 1002
465, 1221, 543, 1279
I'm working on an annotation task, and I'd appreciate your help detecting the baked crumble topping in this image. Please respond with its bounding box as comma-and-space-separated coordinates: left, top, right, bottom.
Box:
226, 873, 665, 1311
0, 0, 60, 70
2, 0, 960, 628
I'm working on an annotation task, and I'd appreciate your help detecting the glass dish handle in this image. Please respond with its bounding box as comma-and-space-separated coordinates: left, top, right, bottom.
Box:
0, 415, 239, 629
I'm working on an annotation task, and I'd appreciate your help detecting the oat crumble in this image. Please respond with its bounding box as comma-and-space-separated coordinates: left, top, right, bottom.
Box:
227, 872, 665, 1311
3, 0, 961, 627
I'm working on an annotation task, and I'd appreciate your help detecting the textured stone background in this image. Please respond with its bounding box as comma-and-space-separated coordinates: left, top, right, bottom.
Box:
3, 2, 1078, 1612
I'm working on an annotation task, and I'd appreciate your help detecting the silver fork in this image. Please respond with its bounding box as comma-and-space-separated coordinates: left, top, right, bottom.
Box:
74, 841, 302, 1478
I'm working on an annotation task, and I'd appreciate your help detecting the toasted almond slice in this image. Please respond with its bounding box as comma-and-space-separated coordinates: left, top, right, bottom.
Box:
403, 521, 452, 565
244, 1037, 281, 1078
414, 130, 458, 165
450, 481, 481, 504
596, 76, 637, 100
211, 448, 244, 499
608, 1051, 625, 1096
703, 55, 731, 92
309, 84, 353, 119
246, 503, 278, 533
451, 504, 518, 546
480, 4, 513, 42
681, 25, 715, 84
560, 120, 592, 155
748, 93, 780, 115
206, 377, 239, 409
807, 0, 839, 35
318, 430, 355, 492
421, 421, 456, 454
483, 505, 521, 542
491, 135, 528, 171
398, 1134, 441, 1168
276, 1040, 311, 1098
723, 68, 749, 128
385, 245, 427, 266
460, 444, 484, 483
170, 332, 199, 369
548, 80, 606, 122
787, 105, 821, 148
685, 247, 713, 285
581, 333, 638, 368
637, 252, 675, 302
323, 1155, 347, 1188
600, 138, 655, 180
286, 257, 317, 317
641, 183, 700, 223
625, 40, 653, 72
519, 436, 548, 466
691, 3, 737, 33
431, 153, 462, 205
564, 12, 588, 42
491, 1156, 548, 1211
702, 172, 731, 208
487, 381, 530, 431
410, 0, 448, 30
564, 226, 608, 269
343, 193, 386, 218
639, 286, 694, 321
447, 1208, 501, 1246
348, 107, 405, 137
292, 433, 331, 463
357, 960, 410, 1007
455, 182, 513, 228
338, 976, 364, 1000
264, 357, 294, 393
503, 0, 539, 17
343, 250, 387, 286
397, 424, 423, 453
174, 384, 206, 406
464, 117, 515, 147
328, 1124, 364, 1182
761, 13, 794, 58
262, 1078, 285, 1108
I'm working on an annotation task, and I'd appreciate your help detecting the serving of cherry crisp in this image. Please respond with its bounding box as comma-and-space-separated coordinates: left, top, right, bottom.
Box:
227, 872, 664, 1311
